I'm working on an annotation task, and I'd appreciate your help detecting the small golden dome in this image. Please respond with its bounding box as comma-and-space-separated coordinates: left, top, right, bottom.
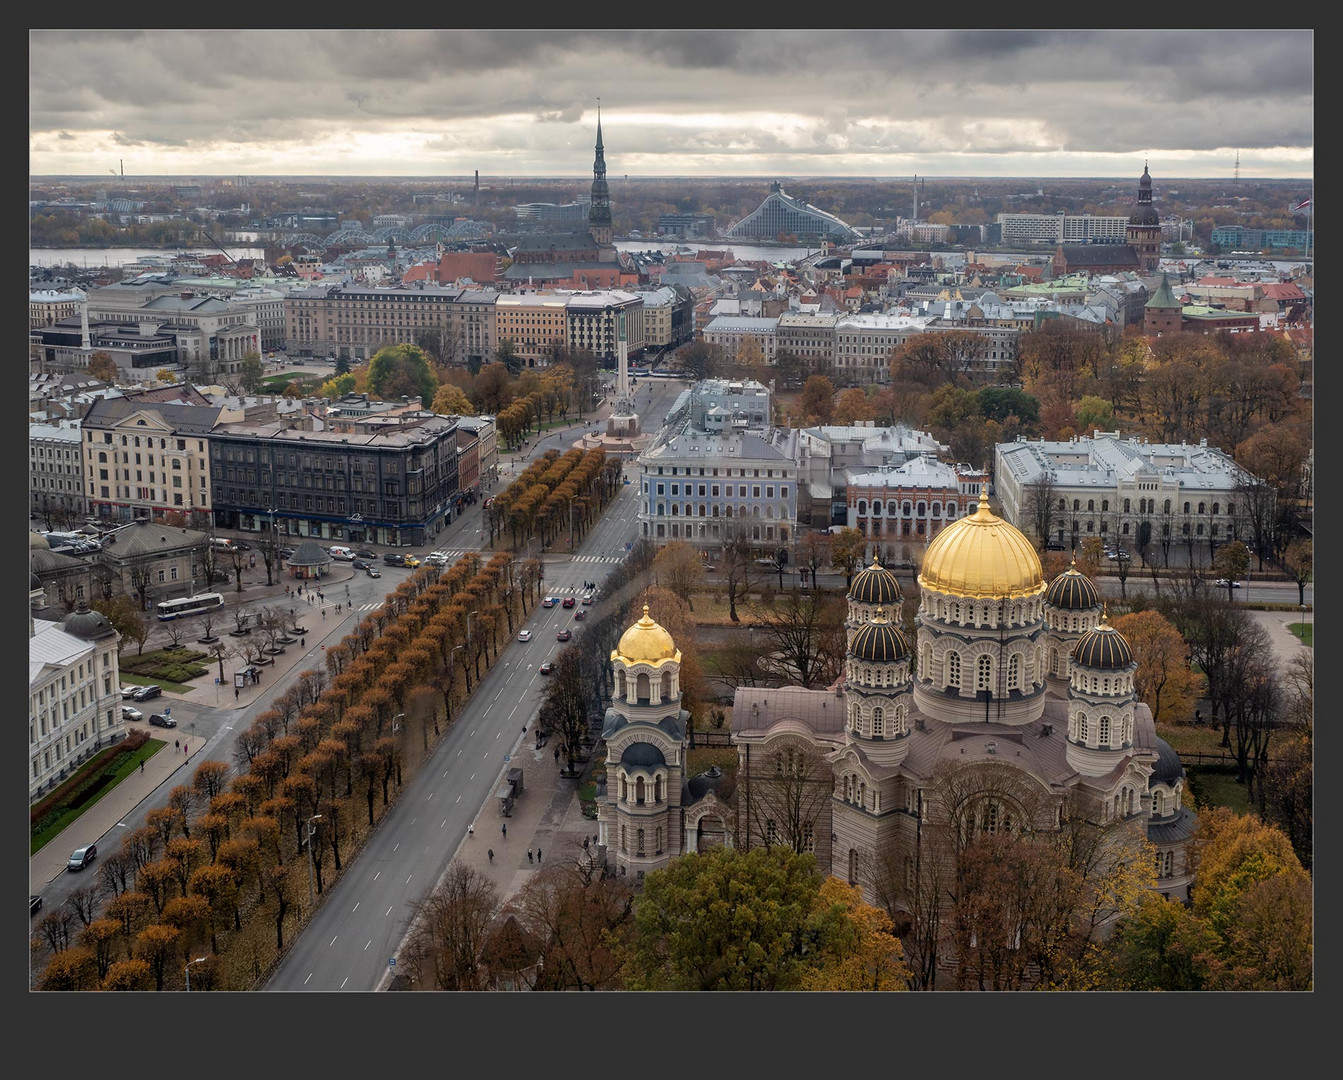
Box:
612, 604, 681, 667
918, 484, 1045, 600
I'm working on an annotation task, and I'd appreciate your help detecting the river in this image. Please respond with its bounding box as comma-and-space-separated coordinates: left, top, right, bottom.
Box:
30, 245, 267, 269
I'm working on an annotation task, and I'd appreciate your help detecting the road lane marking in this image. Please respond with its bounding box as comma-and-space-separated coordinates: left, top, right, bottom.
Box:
441, 819, 447, 828
406, 874, 413, 885
304, 972, 313, 985
373, 871, 380, 881
470, 772, 475, 780
393, 843, 399, 851
484, 702, 493, 714
352, 902, 359, 912
341, 977, 349, 989
329, 936, 337, 947
455, 794, 461, 802
427, 792, 433, 799
365, 940, 372, 951
386, 906, 393, 916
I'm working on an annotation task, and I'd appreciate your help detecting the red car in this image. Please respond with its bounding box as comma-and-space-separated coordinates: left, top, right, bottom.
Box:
539, 661, 554, 675
562, 596, 576, 608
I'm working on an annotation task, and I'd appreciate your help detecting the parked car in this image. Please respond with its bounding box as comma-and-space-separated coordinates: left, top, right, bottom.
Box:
542, 596, 559, 608
1045, 542, 1066, 551
562, 596, 576, 608
148, 713, 177, 728
539, 661, 555, 675
351, 559, 370, 570
279, 547, 295, 559
132, 684, 162, 701
67, 844, 97, 871
573, 609, 586, 621
121, 705, 143, 722
1213, 578, 1242, 588
1108, 550, 1131, 561
30, 894, 42, 916
518, 629, 533, 642
556, 628, 572, 642
365, 566, 381, 578
383, 553, 407, 567
120, 684, 140, 699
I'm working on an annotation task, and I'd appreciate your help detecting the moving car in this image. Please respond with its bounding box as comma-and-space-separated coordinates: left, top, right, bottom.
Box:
148, 713, 176, 728
1045, 541, 1066, 551
67, 844, 97, 871
351, 559, 370, 570
121, 705, 143, 722
356, 549, 377, 559
1213, 578, 1242, 588
402, 556, 421, 569
383, 553, 407, 567
556, 628, 572, 642
573, 609, 586, 621
581, 593, 594, 605
30, 895, 42, 916
365, 566, 381, 578
132, 684, 162, 701
542, 596, 559, 608
539, 661, 555, 675
517, 629, 533, 642
424, 552, 450, 565
327, 545, 355, 561
562, 596, 576, 608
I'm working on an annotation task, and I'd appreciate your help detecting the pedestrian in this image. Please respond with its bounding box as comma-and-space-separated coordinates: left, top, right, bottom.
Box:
235, 687, 240, 701
527, 849, 533, 864
322, 609, 326, 619
502, 822, 507, 838
468, 823, 473, 837
536, 848, 541, 864
301, 637, 305, 648
554, 746, 560, 762
175, 738, 180, 751
140, 760, 145, 773
487, 848, 494, 863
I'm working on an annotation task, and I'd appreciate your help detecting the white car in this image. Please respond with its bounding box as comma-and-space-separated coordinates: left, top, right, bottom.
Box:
121, 706, 143, 722
1213, 578, 1242, 588
120, 685, 140, 699
517, 629, 532, 642
425, 552, 450, 565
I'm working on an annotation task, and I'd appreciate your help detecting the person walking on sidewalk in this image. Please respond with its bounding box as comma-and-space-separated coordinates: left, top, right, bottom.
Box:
501, 822, 507, 839
537, 848, 542, 864
527, 849, 533, 864
468, 823, 473, 837
487, 848, 494, 863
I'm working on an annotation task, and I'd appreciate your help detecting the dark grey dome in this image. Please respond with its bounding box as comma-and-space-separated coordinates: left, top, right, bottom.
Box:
1073, 621, 1134, 670
1129, 165, 1160, 226
62, 601, 116, 640
620, 742, 666, 768
851, 619, 910, 663
1149, 735, 1185, 785
687, 765, 726, 801
1045, 565, 1102, 611
30, 571, 41, 591
850, 560, 902, 605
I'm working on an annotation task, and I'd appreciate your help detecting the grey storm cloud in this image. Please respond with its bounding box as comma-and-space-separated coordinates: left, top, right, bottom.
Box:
29, 29, 1313, 176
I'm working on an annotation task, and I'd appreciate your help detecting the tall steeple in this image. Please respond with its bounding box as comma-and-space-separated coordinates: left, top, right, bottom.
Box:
1126, 160, 1162, 272
588, 99, 613, 246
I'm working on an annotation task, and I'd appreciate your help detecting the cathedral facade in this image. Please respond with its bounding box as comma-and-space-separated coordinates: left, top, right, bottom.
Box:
599, 488, 1197, 912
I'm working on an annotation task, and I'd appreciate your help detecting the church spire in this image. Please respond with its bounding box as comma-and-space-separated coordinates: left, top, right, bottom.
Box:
588, 99, 613, 244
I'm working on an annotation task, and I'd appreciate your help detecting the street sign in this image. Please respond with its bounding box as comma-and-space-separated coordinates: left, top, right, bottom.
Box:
503, 754, 511, 763
388, 957, 396, 967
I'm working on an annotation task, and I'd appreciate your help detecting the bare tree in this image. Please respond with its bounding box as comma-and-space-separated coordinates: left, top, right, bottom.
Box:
402, 862, 500, 990
743, 738, 833, 856
1025, 475, 1059, 547
720, 526, 755, 623
754, 588, 846, 688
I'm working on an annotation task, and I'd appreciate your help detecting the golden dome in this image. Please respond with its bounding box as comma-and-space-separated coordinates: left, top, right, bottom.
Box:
612, 604, 681, 667
918, 484, 1045, 600
850, 558, 903, 605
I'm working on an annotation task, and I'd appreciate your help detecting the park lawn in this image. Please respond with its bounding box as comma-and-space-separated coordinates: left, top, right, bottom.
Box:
31, 738, 168, 854
687, 590, 783, 626
1286, 622, 1313, 647
1187, 767, 1252, 816
1155, 721, 1228, 758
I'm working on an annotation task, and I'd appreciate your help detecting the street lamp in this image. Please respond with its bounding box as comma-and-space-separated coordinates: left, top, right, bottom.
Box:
1300, 604, 1307, 643
305, 814, 322, 909
393, 712, 405, 735
184, 956, 208, 992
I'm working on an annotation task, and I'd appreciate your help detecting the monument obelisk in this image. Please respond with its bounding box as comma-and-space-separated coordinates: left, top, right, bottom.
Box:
605, 310, 640, 439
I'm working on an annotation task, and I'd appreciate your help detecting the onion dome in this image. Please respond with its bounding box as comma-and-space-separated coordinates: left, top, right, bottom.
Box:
1073, 615, 1134, 670
620, 741, 666, 768
613, 604, 680, 667
850, 606, 911, 663
849, 557, 903, 605
62, 600, 116, 640
1045, 556, 1102, 610
918, 484, 1045, 600
1129, 164, 1160, 226
687, 765, 727, 801
1149, 735, 1185, 785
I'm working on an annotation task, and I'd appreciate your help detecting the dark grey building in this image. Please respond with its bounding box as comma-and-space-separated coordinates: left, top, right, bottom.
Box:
208, 415, 461, 548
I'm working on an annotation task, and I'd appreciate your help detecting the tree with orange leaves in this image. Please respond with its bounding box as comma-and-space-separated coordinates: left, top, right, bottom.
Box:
1110, 610, 1202, 723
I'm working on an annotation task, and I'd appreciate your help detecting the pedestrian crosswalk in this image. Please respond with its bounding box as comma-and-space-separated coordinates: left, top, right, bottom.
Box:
571, 554, 624, 564
355, 601, 384, 612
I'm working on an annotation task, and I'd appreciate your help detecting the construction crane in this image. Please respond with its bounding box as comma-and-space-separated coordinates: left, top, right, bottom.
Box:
198, 226, 238, 266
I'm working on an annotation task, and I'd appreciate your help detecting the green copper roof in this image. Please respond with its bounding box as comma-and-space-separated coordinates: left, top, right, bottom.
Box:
1145, 271, 1181, 308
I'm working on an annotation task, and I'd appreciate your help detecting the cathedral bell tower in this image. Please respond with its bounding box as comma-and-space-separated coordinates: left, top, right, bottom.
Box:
1126, 163, 1162, 272
588, 101, 613, 247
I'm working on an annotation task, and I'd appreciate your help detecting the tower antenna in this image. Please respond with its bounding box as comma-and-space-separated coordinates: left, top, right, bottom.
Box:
1234, 149, 1240, 184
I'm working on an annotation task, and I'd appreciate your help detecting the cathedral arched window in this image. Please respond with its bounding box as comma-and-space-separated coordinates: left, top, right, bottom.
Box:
661, 670, 672, 701
848, 849, 858, 886
635, 777, 646, 805
1099, 715, 1111, 746
620, 776, 628, 802
656, 826, 664, 855
1079, 715, 1089, 743
1153, 790, 1164, 815
1008, 654, 1021, 690
850, 702, 861, 732
621, 824, 626, 853
1050, 647, 1059, 675
654, 776, 663, 803
1164, 850, 1174, 877
977, 655, 993, 691
636, 672, 650, 700
637, 828, 645, 856
873, 708, 884, 736
947, 652, 961, 689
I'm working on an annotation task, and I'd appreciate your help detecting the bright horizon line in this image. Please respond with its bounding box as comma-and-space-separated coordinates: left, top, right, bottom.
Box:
31, 172, 1314, 182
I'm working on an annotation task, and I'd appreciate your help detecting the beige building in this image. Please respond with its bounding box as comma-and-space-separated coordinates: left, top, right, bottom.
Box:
30, 288, 85, 330
495, 292, 569, 367
81, 388, 219, 528
775, 311, 838, 372
285, 282, 465, 361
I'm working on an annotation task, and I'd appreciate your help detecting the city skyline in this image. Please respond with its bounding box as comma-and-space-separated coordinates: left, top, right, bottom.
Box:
30, 30, 1313, 180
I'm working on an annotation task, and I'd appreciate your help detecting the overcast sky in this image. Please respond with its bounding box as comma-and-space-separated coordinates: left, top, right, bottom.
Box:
29, 30, 1314, 180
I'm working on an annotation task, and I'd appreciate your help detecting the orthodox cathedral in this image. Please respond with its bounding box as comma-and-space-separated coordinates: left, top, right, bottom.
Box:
598, 487, 1197, 915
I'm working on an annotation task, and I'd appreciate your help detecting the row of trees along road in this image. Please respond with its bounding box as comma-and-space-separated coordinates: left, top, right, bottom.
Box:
486, 447, 622, 550
35, 550, 543, 990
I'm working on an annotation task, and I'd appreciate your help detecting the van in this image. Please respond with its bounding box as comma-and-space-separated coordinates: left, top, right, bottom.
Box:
327, 546, 355, 561
211, 537, 237, 551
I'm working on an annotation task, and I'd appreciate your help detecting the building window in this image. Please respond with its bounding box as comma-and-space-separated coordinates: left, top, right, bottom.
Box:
976, 655, 992, 691
947, 651, 961, 689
